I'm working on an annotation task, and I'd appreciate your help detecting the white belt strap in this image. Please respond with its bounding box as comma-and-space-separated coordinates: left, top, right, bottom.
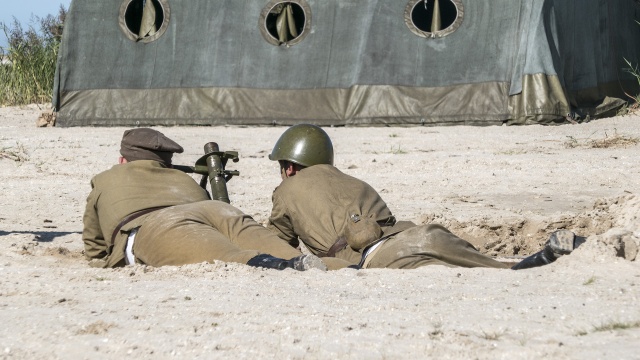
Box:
125, 228, 138, 265
358, 238, 387, 268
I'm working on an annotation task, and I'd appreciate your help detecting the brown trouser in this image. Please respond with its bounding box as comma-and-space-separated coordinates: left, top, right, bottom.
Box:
133, 201, 303, 266
366, 224, 509, 269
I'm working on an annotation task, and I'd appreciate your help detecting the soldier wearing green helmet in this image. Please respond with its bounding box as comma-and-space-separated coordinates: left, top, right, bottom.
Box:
266, 124, 580, 270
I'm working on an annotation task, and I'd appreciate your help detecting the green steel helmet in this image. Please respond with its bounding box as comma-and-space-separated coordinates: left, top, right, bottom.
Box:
269, 124, 334, 167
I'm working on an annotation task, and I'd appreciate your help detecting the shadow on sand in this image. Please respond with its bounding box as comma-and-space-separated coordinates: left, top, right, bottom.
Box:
0, 230, 81, 243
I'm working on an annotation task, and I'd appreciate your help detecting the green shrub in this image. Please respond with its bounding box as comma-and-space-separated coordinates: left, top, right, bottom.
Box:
0, 5, 66, 106
624, 59, 640, 107
621, 21, 640, 114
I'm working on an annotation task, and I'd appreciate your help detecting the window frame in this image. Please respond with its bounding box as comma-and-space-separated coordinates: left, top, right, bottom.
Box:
404, 0, 464, 39
259, 0, 312, 47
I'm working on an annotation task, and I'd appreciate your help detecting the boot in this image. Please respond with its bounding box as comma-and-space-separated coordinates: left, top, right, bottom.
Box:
246, 254, 327, 271
511, 230, 578, 270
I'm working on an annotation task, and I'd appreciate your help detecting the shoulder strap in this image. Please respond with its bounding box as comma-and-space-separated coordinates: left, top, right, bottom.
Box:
316, 236, 348, 258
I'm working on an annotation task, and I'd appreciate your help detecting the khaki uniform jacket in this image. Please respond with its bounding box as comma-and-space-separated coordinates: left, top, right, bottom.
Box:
268, 165, 507, 270
268, 165, 412, 264
82, 160, 209, 267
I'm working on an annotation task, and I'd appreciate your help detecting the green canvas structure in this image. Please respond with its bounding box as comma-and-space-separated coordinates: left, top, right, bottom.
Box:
53, 0, 640, 127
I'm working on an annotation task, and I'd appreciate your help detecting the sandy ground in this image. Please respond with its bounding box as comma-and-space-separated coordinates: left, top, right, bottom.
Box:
1, 104, 640, 359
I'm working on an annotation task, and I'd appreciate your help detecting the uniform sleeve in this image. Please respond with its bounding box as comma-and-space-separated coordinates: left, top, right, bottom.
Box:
82, 179, 108, 261
267, 190, 300, 249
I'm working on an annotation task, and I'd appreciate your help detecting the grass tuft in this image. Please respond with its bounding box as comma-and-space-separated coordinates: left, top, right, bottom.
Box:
589, 131, 639, 148
389, 145, 407, 154
480, 328, 506, 341
563, 129, 639, 149
622, 58, 640, 115
0, 142, 29, 163
576, 320, 640, 336
593, 320, 640, 332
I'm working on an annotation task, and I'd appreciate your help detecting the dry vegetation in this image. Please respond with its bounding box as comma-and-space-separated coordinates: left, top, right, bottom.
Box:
564, 130, 640, 149
0, 6, 66, 106
0, 141, 28, 162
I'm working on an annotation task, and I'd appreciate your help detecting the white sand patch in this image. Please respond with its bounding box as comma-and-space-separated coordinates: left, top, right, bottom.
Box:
1, 104, 639, 358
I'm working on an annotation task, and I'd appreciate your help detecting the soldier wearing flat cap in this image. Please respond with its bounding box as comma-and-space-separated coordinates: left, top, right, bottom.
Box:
82, 128, 327, 271
119, 128, 183, 166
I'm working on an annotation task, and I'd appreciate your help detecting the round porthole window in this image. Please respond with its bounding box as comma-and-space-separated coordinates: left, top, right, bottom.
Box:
119, 0, 171, 43
404, 0, 464, 39
259, 0, 312, 47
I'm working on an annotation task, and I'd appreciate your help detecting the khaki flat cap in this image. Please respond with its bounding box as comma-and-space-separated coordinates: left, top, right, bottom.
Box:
120, 128, 183, 165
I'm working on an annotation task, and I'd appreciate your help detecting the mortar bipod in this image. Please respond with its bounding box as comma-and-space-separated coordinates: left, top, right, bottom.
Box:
173, 142, 240, 203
